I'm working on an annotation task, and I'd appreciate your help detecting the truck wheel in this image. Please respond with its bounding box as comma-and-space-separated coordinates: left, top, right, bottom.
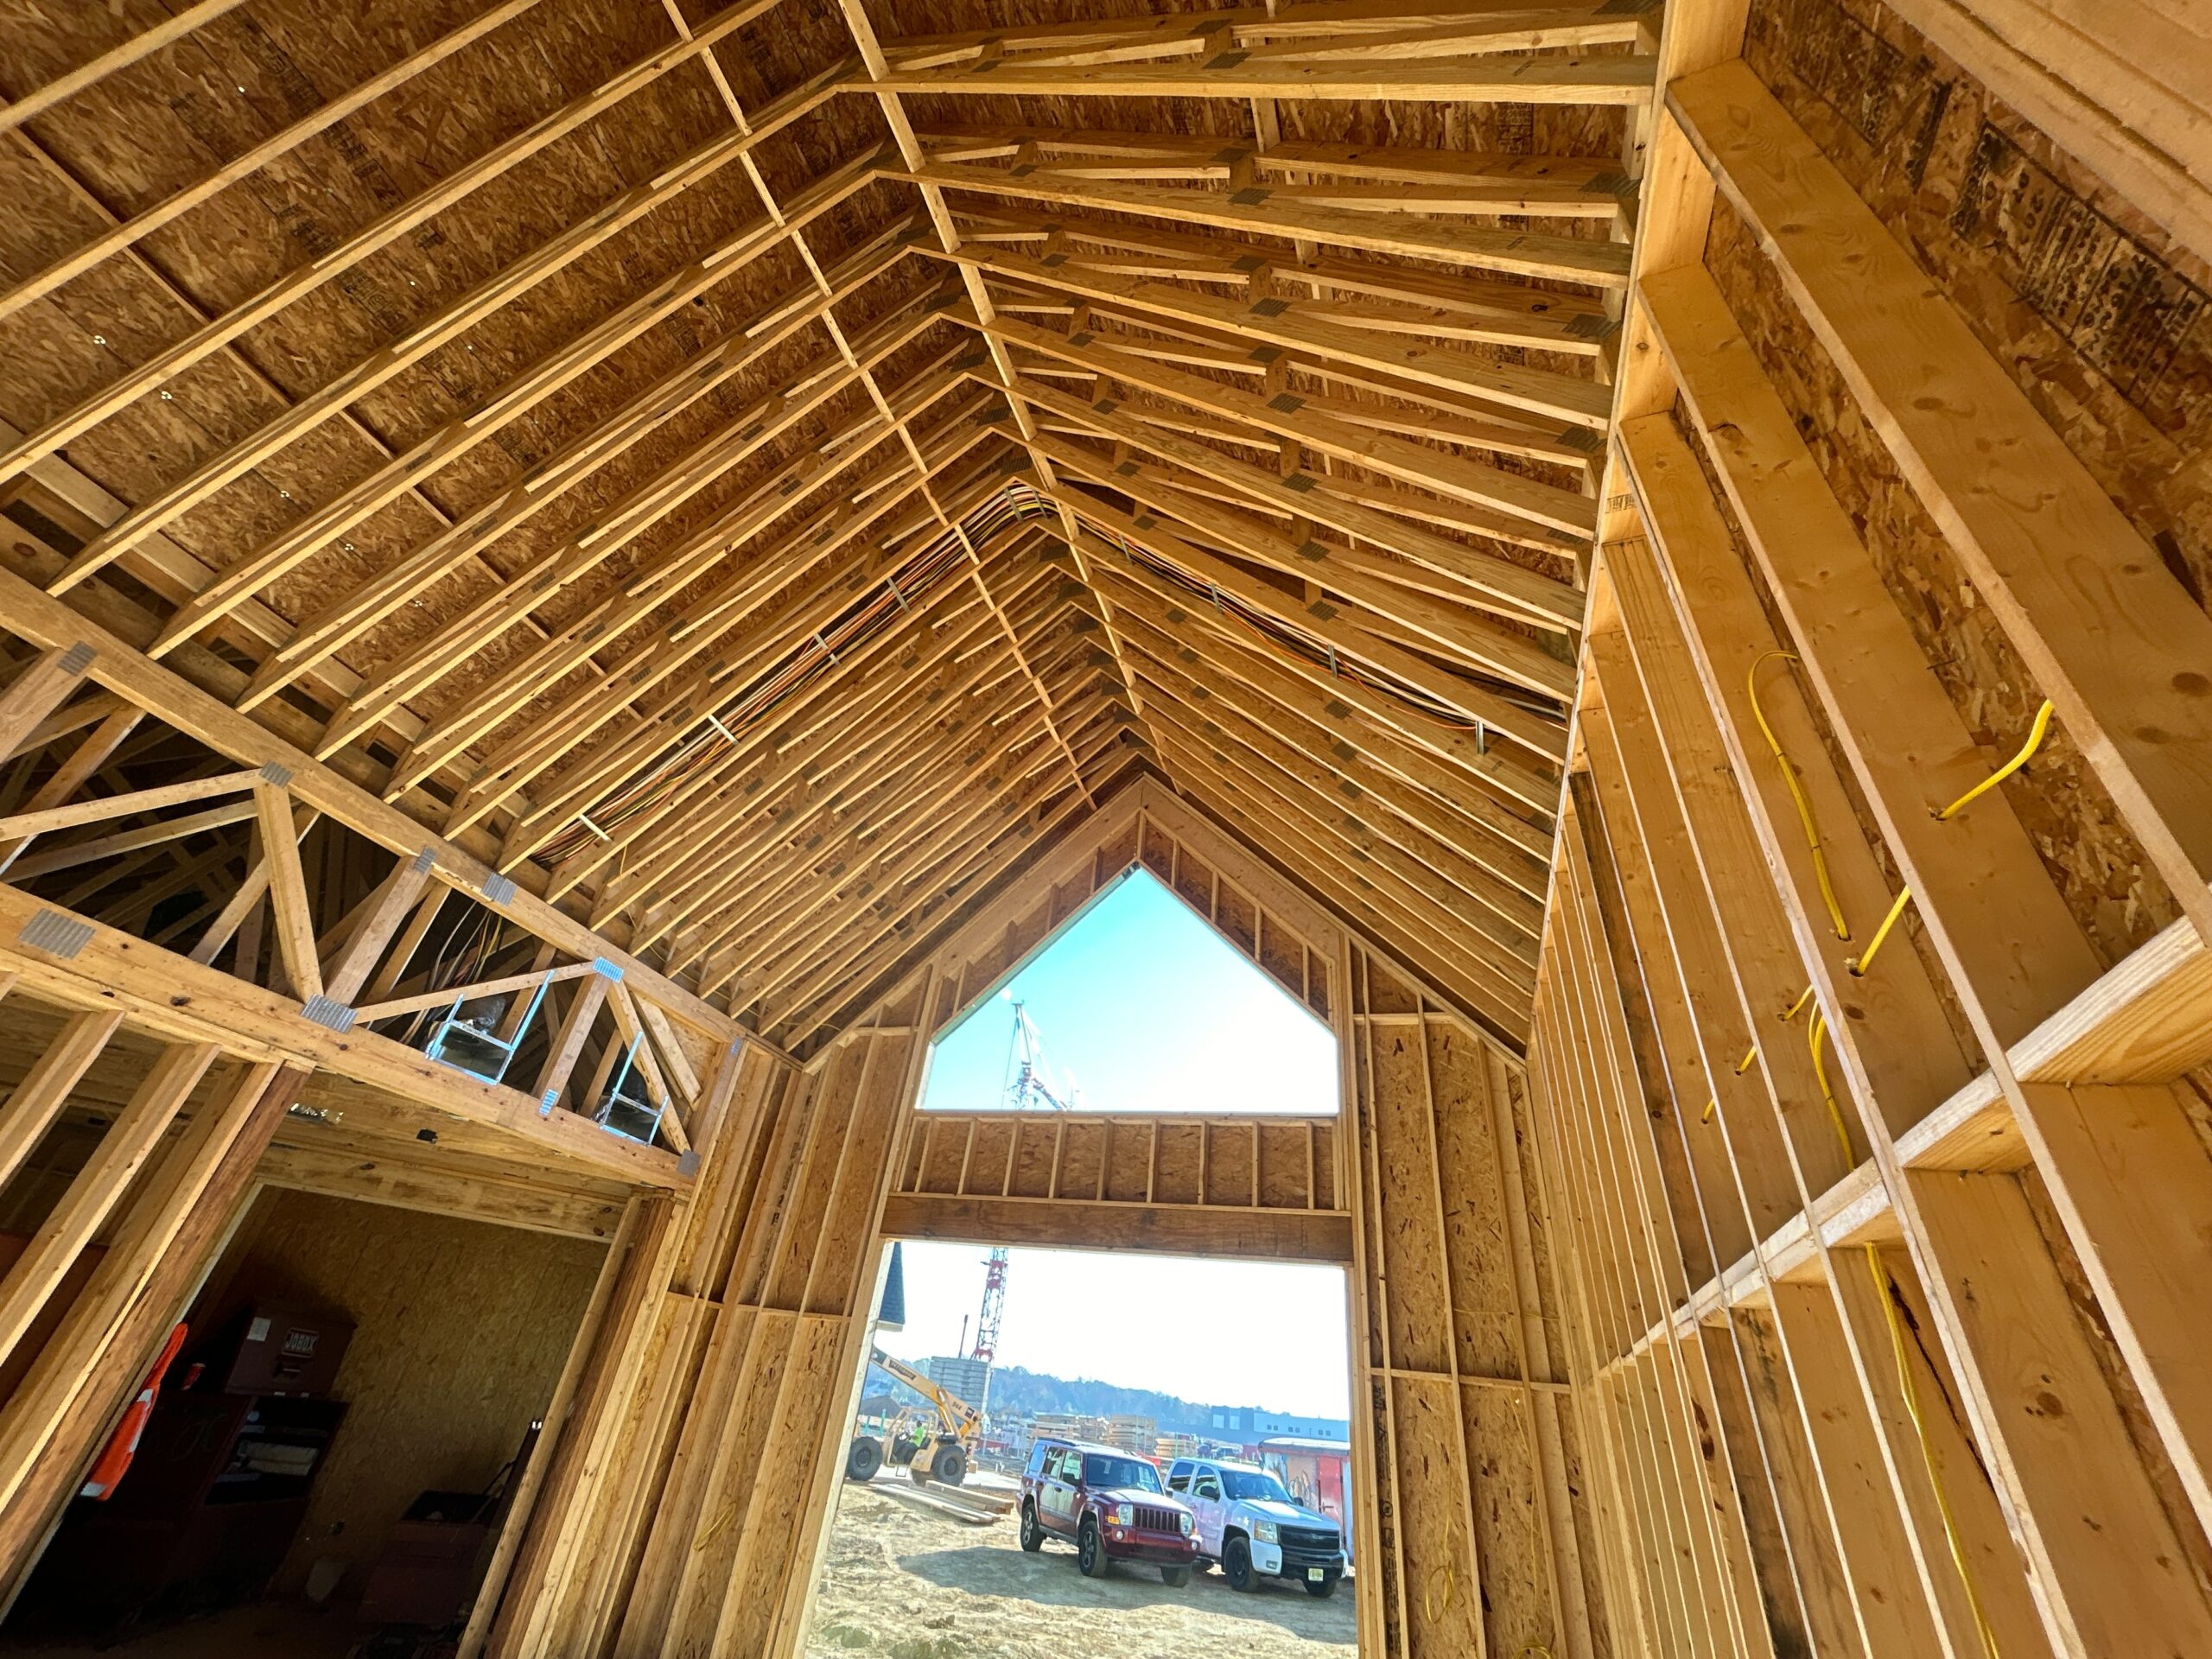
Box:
1160, 1564, 1192, 1588
1020, 1501, 1044, 1552
846, 1438, 882, 1483
1224, 1535, 1259, 1592
1306, 1570, 1341, 1599
1078, 1516, 1110, 1579
931, 1442, 968, 1486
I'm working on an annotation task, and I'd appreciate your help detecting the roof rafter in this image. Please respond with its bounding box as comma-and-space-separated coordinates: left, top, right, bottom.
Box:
0, 0, 1637, 1038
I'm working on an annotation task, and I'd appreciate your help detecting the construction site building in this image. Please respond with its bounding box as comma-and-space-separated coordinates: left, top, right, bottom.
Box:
0, 3, 2205, 1657
914, 1355, 990, 1412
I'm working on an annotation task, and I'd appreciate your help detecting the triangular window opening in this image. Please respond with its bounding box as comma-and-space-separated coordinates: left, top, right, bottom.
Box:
920, 868, 1338, 1117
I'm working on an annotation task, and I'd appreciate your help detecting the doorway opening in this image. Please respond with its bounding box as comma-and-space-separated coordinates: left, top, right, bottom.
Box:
810, 1244, 1357, 1659
804, 855, 1358, 1657
0, 1166, 610, 1659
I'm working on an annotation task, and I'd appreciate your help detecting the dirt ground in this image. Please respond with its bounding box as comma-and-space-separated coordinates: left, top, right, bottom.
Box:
804, 1482, 1357, 1659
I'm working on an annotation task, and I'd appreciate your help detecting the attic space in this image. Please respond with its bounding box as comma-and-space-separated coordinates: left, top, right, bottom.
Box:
0, 1, 2209, 1656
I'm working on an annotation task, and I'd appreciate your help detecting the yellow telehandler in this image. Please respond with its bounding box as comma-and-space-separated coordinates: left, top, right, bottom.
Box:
846, 1347, 981, 1486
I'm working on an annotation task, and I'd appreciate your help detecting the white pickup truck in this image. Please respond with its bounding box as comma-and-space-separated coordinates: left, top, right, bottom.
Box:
1165, 1456, 1347, 1597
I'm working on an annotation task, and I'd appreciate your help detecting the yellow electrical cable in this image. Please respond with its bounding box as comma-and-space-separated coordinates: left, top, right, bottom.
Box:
1747, 651, 1849, 942
1840, 702, 2055, 981
1747, 660, 2034, 1658
1847, 885, 1915, 979
1423, 1563, 1458, 1623
1806, 1009, 1854, 1166
1865, 1243, 2005, 1659
1700, 1045, 1759, 1128
1934, 700, 2055, 822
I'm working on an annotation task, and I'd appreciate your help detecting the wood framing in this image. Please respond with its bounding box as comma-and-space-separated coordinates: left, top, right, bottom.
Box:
0, 3, 2205, 1657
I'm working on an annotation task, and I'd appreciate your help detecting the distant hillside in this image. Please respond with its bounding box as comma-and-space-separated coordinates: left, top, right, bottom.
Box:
979, 1367, 1287, 1434
862, 1361, 1341, 1437
977, 1366, 1208, 1432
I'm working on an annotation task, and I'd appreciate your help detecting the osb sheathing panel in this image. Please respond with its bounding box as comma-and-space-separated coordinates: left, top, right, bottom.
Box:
671, 1311, 795, 1617
1258, 1122, 1316, 1209
620, 1022, 918, 1654
763, 1053, 864, 1307
1746, 0, 2212, 603
1429, 1016, 1521, 1381
914, 1122, 965, 1194
1463, 1386, 1554, 1659
1351, 945, 1581, 1656
802, 1058, 906, 1313
1200, 1122, 1254, 1206
1359, 1008, 1452, 1376
1554, 1400, 1615, 1659
678, 1054, 802, 1298
1387, 1373, 1485, 1659
1662, 403, 1989, 1067
0, 0, 910, 747
1722, 0, 2204, 966
1172, 841, 1215, 917
1215, 882, 1258, 956
964, 1116, 1015, 1194
1695, 1322, 1822, 1659
1058, 1120, 1109, 1197
195, 1185, 606, 1598
730, 1067, 822, 1308
1705, 195, 2179, 969
721, 1313, 848, 1653
1093, 818, 1139, 882
1138, 817, 1173, 883
1503, 1060, 1570, 1382
1006, 1119, 1052, 1197
582, 1291, 721, 1649
1107, 1127, 1153, 1203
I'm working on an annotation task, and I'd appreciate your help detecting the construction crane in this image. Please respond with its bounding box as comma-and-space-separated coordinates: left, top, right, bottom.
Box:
1001, 992, 1082, 1113
969, 997, 1079, 1371
970, 1252, 1007, 1369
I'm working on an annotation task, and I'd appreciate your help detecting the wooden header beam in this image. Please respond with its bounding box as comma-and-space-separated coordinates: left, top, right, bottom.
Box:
881, 1192, 1354, 1262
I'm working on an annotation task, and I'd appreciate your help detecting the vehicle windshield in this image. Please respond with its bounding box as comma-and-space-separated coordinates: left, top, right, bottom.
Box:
1221, 1469, 1294, 1503
1084, 1455, 1163, 1492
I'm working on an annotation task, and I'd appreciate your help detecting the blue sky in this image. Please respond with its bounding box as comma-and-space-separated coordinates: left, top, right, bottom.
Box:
918, 868, 1338, 1117
880, 870, 1350, 1418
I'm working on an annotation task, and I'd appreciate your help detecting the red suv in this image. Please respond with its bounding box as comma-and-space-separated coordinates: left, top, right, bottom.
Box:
1019, 1437, 1198, 1586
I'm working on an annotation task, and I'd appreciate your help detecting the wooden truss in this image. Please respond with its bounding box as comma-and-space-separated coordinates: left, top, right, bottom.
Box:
0, 0, 1634, 1053
3, 4, 2210, 1659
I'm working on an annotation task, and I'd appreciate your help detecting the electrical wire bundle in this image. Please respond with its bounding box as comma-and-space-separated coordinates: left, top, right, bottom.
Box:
536, 483, 1062, 865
